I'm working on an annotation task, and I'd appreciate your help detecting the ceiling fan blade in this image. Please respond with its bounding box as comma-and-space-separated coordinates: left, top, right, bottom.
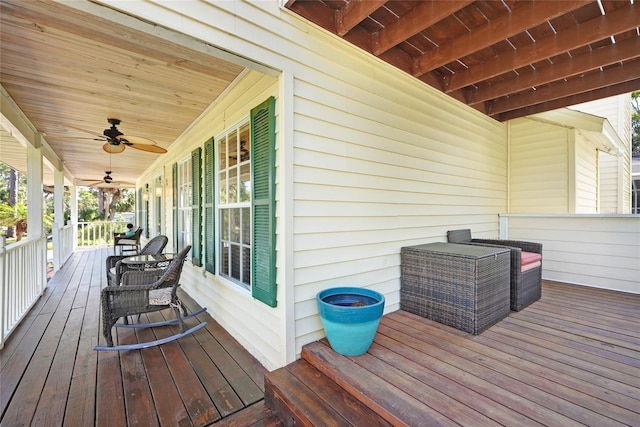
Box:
103, 143, 126, 154
117, 135, 157, 145
91, 181, 125, 189
129, 143, 168, 154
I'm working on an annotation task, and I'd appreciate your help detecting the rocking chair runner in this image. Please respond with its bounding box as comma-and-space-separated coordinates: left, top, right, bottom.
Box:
95, 245, 207, 351
106, 235, 169, 286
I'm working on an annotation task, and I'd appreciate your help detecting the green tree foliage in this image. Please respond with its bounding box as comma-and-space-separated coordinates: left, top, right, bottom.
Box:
632, 91, 640, 155
113, 188, 135, 213
78, 187, 99, 221
0, 202, 28, 240
0, 162, 26, 205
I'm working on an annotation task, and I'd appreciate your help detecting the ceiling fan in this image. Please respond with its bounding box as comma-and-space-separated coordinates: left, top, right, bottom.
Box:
86, 170, 134, 188
95, 118, 167, 154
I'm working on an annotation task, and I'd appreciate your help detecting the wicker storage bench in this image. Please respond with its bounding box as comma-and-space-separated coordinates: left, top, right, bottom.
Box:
400, 242, 511, 335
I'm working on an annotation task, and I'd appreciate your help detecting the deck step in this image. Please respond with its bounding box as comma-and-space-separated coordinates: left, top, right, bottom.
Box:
214, 401, 283, 427
264, 343, 392, 426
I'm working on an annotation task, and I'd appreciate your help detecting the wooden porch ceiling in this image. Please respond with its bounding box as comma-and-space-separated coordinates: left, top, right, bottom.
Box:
285, 0, 640, 121
0, 0, 246, 186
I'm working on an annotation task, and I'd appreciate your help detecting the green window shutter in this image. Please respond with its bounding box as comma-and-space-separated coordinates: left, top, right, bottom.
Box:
204, 138, 216, 274
137, 187, 143, 227
251, 96, 276, 307
172, 162, 178, 252
145, 185, 150, 239
191, 147, 203, 266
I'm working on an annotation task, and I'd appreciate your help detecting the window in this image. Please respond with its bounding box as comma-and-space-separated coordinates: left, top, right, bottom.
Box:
152, 174, 163, 237
218, 122, 251, 289
176, 157, 192, 254
204, 96, 276, 306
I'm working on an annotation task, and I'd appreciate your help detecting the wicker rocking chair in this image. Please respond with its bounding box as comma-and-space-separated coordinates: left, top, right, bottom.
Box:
113, 227, 143, 255
94, 245, 207, 351
447, 229, 542, 311
106, 235, 169, 286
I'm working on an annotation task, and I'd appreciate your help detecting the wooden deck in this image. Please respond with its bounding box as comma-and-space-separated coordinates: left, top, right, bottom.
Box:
0, 247, 278, 427
2, 246, 639, 426
266, 281, 640, 426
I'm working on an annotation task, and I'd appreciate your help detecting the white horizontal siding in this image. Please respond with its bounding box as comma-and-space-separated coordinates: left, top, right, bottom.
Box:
575, 135, 598, 213
571, 94, 633, 213
502, 214, 640, 294
509, 119, 569, 213
599, 152, 620, 213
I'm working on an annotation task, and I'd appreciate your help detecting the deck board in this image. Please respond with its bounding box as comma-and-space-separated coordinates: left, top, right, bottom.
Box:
2, 246, 639, 426
0, 248, 268, 426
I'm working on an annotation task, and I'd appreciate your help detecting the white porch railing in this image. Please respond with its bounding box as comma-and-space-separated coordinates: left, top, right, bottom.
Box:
52, 222, 75, 271
500, 214, 640, 294
0, 236, 47, 349
77, 221, 129, 248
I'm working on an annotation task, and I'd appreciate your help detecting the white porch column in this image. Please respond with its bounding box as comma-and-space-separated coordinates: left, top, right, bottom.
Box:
26, 132, 44, 239
53, 167, 65, 271
69, 184, 78, 251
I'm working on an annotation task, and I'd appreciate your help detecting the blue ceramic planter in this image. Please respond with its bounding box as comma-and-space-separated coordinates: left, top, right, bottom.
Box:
317, 287, 385, 356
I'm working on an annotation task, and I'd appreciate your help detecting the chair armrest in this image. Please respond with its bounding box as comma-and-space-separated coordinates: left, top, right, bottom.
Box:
471, 239, 542, 255
106, 255, 128, 269
121, 269, 165, 287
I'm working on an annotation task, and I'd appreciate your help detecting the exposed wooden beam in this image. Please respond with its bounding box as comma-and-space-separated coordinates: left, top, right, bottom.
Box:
414, 0, 588, 75
444, 2, 639, 93
378, 47, 445, 90
336, 0, 386, 36
495, 78, 640, 121
285, 0, 336, 33
487, 60, 640, 116
466, 35, 640, 105
372, 1, 472, 56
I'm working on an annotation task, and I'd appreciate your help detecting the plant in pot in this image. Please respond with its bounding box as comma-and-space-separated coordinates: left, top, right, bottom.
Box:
316, 287, 385, 356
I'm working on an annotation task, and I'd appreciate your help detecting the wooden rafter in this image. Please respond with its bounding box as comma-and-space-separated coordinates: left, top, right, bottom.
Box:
413, 0, 588, 75
286, 0, 640, 121
487, 60, 640, 116
444, 2, 639, 92
372, 1, 473, 56
495, 78, 640, 121
466, 36, 640, 106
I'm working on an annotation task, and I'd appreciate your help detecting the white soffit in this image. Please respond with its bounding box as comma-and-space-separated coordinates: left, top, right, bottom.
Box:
527, 108, 625, 156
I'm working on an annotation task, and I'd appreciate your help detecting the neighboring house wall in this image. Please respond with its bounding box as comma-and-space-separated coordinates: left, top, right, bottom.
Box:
111, 1, 508, 368
508, 106, 629, 215
508, 119, 570, 213
570, 94, 632, 213
575, 132, 598, 213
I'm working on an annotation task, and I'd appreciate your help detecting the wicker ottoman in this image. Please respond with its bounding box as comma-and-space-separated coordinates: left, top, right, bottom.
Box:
400, 242, 511, 334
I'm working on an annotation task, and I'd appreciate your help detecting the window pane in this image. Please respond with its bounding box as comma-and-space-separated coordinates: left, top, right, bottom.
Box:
242, 246, 251, 286
229, 167, 237, 203
230, 244, 240, 280
219, 171, 227, 204
230, 208, 240, 242
240, 164, 250, 202
242, 207, 250, 245
229, 131, 238, 167
239, 124, 250, 162
221, 243, 229, 276
220, 136, 227, 170
221, 209, 229, 240
177, 158, 193, 254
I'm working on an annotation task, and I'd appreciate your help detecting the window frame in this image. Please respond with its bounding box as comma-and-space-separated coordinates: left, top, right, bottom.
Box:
216, 119, 252, 290
176, 156, 193, 257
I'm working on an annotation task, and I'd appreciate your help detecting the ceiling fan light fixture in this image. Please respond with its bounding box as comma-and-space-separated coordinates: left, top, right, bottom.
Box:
96, 118, 166, 154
